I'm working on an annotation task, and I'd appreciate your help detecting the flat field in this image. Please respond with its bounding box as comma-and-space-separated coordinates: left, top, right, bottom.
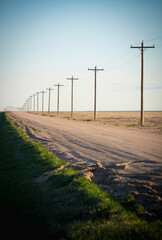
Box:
33, 111, 162, 132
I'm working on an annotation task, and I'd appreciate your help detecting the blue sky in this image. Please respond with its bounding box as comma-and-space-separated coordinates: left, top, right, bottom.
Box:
0, 0, 162, 111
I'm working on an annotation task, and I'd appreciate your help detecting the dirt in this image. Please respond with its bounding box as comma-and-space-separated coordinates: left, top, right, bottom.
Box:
8, 112, 162, 219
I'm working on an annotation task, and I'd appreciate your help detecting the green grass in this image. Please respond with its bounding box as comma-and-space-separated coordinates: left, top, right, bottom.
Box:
125, 124, 138, 128
29, 126, 41, 132
29, 126, 37, 131
0, 112, 161, 239
69, 218, 162, 240
64, 116, 71, 119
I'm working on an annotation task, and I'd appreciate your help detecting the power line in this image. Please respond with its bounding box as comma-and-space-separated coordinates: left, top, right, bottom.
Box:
144, 34, 162, 43
98, 47, 130, 68
108, 54, 139, 71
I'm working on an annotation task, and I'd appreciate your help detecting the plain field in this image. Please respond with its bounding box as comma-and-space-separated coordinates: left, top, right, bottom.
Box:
32, 111, 162, 132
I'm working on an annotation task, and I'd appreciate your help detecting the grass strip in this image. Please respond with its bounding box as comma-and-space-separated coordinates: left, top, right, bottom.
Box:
0, 112, 161, 240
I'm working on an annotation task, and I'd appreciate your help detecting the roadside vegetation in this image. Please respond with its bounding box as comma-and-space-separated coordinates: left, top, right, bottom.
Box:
0, 112, 161, 239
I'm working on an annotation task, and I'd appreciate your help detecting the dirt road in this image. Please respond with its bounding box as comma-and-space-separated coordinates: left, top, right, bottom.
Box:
11, 112, 162, 217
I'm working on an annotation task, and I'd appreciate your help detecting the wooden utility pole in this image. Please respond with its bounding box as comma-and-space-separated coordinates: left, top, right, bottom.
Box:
28, 97, 31, 111
25, 100, 27, 111
30, 95, 32, 111
33, 93, 36, 112
37, 92, 41, 112
46, 88, 54, 114
27, 98, 30, 111
67, 76, 79, 118
131, 41, 155, 126
41, 90, 46, 113
29, 97, 31, 111
54, 83, 63, 115
88, 66, 104, 120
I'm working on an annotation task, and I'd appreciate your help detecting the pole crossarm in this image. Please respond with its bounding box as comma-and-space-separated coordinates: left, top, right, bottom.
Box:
67, 76, 79, 81
88, 68, 104, 71
54, 84, 64, 87
130, 45, 155, 49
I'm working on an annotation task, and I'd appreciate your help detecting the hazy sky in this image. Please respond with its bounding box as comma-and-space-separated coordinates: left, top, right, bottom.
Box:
0, 0, 162, 111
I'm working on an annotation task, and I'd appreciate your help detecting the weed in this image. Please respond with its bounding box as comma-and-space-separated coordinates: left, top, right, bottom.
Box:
121, 194, 144, 214
126, 124, 137, 128
30, 126, 37, 131
82, 119, 92, 122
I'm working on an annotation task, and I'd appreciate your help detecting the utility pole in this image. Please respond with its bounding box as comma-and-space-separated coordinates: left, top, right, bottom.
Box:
25, 100, 27, 111
41, 90, 46, 113
37, 92, 41, 112
54, 83, 63, 115
67, 76, 79, 118
46, 88, 54, 114
88, 66, 104, 120
27, 98, 30, 111
30, 95, 32, 112
29, 97, 31, 112
33, 93, 36, 112
28, 97, 30, 111
131, 41, 155, 126
26, 100, 28, 111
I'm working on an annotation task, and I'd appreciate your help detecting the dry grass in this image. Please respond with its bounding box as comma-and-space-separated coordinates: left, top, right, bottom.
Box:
31, 111, 162, 132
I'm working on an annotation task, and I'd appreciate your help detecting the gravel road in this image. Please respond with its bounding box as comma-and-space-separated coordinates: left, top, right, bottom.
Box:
11, 112, 162, 217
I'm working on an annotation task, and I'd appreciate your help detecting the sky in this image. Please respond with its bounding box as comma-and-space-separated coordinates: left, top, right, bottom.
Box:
0, 0, 162, 112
